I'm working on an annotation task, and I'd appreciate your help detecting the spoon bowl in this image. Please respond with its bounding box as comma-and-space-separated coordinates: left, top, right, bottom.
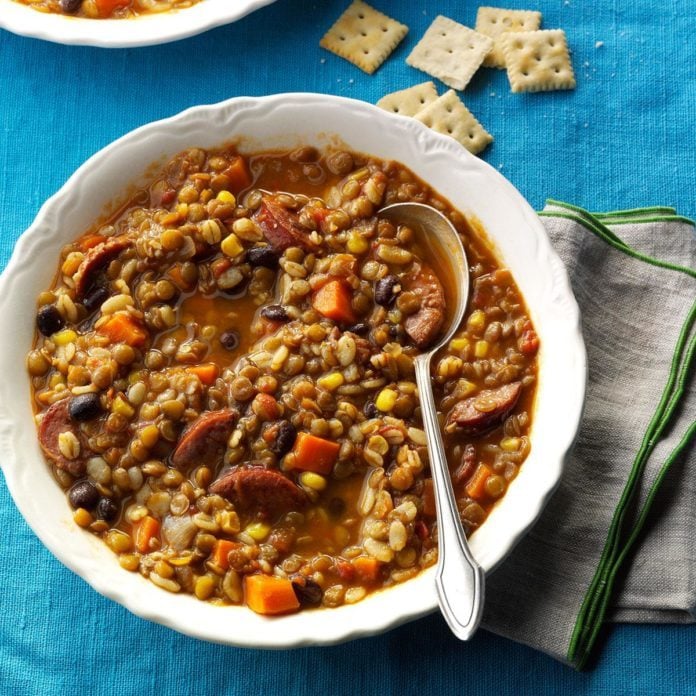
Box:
380, 202, 485, 641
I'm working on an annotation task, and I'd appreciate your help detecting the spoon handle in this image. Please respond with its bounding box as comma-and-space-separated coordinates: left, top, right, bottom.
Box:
414, 355, 485, 641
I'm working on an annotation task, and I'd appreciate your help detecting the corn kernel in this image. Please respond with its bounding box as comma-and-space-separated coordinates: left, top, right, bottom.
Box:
501, 437, 521, 452
112, 395, 135, 419
61, 252, 83, 277
221, 233, 244, 258
466, 309, 486, 334
53, 329, 77, 346
474, 340, 489, 358
73, 508, 93, 528
300, 471, 327, 491
346, 231, 369, 255
176, 203, 189, 217
317, 372, 344, 391
245, 521, 271, 541
375, 388, 398, 412
449, 337, 470, 354
216, 190, 236, 205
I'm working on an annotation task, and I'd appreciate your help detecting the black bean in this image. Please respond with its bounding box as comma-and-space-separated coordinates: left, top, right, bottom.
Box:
82, 285, 110, 314
60, 0, 83, 12
219, 330, 240, 351
348, 323, 369, 336
363, 401, 379, 419
68, 481, 99, 510
292, 577, 323, 606
327, 496, 346, 519
389, 324, 404, 340
260, 304, 290, 322
69, 393, 103, 422
374, 275, 400, 307
247, 246, 279, 269
96, 497, 119, 522
36, 305, 64, 337
270, 421, 297, 456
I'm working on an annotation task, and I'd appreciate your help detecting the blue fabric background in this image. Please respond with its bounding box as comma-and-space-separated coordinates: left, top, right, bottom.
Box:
1, 1, 695, 693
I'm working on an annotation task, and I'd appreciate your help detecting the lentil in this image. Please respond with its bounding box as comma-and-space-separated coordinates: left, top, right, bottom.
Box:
29, 144, 538, 617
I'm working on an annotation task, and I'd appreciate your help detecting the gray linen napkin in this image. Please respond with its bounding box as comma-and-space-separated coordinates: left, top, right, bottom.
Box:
481, 202, 696, 668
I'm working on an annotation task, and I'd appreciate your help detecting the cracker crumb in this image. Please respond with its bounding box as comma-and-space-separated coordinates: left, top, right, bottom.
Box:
595, 41, 604, 48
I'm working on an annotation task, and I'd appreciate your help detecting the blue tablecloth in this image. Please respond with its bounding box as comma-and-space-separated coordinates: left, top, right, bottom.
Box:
1, 1, 695, 693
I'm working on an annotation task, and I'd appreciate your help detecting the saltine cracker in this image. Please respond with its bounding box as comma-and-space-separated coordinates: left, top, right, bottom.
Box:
406, 16, 493, 91
320, 1, 408, 75
475, 7, 542, 69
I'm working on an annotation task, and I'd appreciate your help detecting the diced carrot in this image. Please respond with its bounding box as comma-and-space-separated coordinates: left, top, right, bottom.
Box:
223, 157, 252, 195
79, 235, 106, 252
187, 363, 219, 385
244, 574, 300, 615
134, 515, 160, 554
352, 556, 382, 584
465, 464, 493, 501
212, 539, 241, 571
95, 0, 129, 16
311, 279, 355, 324
98, 314, 147, 348
290, 432, 340, 475
422, 478, 437, 517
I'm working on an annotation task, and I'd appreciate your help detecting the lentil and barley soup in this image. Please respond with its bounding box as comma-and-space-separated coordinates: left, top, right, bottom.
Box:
27, 144, 539, 614
16, 0, 201, 19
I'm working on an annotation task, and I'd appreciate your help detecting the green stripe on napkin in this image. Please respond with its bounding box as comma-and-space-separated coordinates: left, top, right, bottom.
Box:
481, 202, 696, 670
540, 202, 696, 668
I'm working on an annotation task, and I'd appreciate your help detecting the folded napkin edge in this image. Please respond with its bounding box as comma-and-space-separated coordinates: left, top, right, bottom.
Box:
538, 204, 696, 281
539, 199, 696, 669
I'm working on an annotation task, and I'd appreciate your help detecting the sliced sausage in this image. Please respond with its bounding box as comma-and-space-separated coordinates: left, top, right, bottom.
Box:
170, 408, 238, 469
74, 236, 131, 299
403, 262, 446, 349
38, 399, 85, 476
209, 465, 308, 516
453, 444, 477, 485
253, 198, 317, 252
446, 382, 523, 434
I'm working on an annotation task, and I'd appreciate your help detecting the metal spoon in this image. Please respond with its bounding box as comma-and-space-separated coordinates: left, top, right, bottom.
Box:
379, 202, 484, 641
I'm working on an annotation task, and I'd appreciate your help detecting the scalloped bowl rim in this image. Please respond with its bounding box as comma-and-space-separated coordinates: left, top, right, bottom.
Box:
0, 93, 586, 648
0, 0, 278, 48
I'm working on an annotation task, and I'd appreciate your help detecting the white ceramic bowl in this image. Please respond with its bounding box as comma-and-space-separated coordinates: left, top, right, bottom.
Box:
0, 0, 277, 47
0, 93, 586, 648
